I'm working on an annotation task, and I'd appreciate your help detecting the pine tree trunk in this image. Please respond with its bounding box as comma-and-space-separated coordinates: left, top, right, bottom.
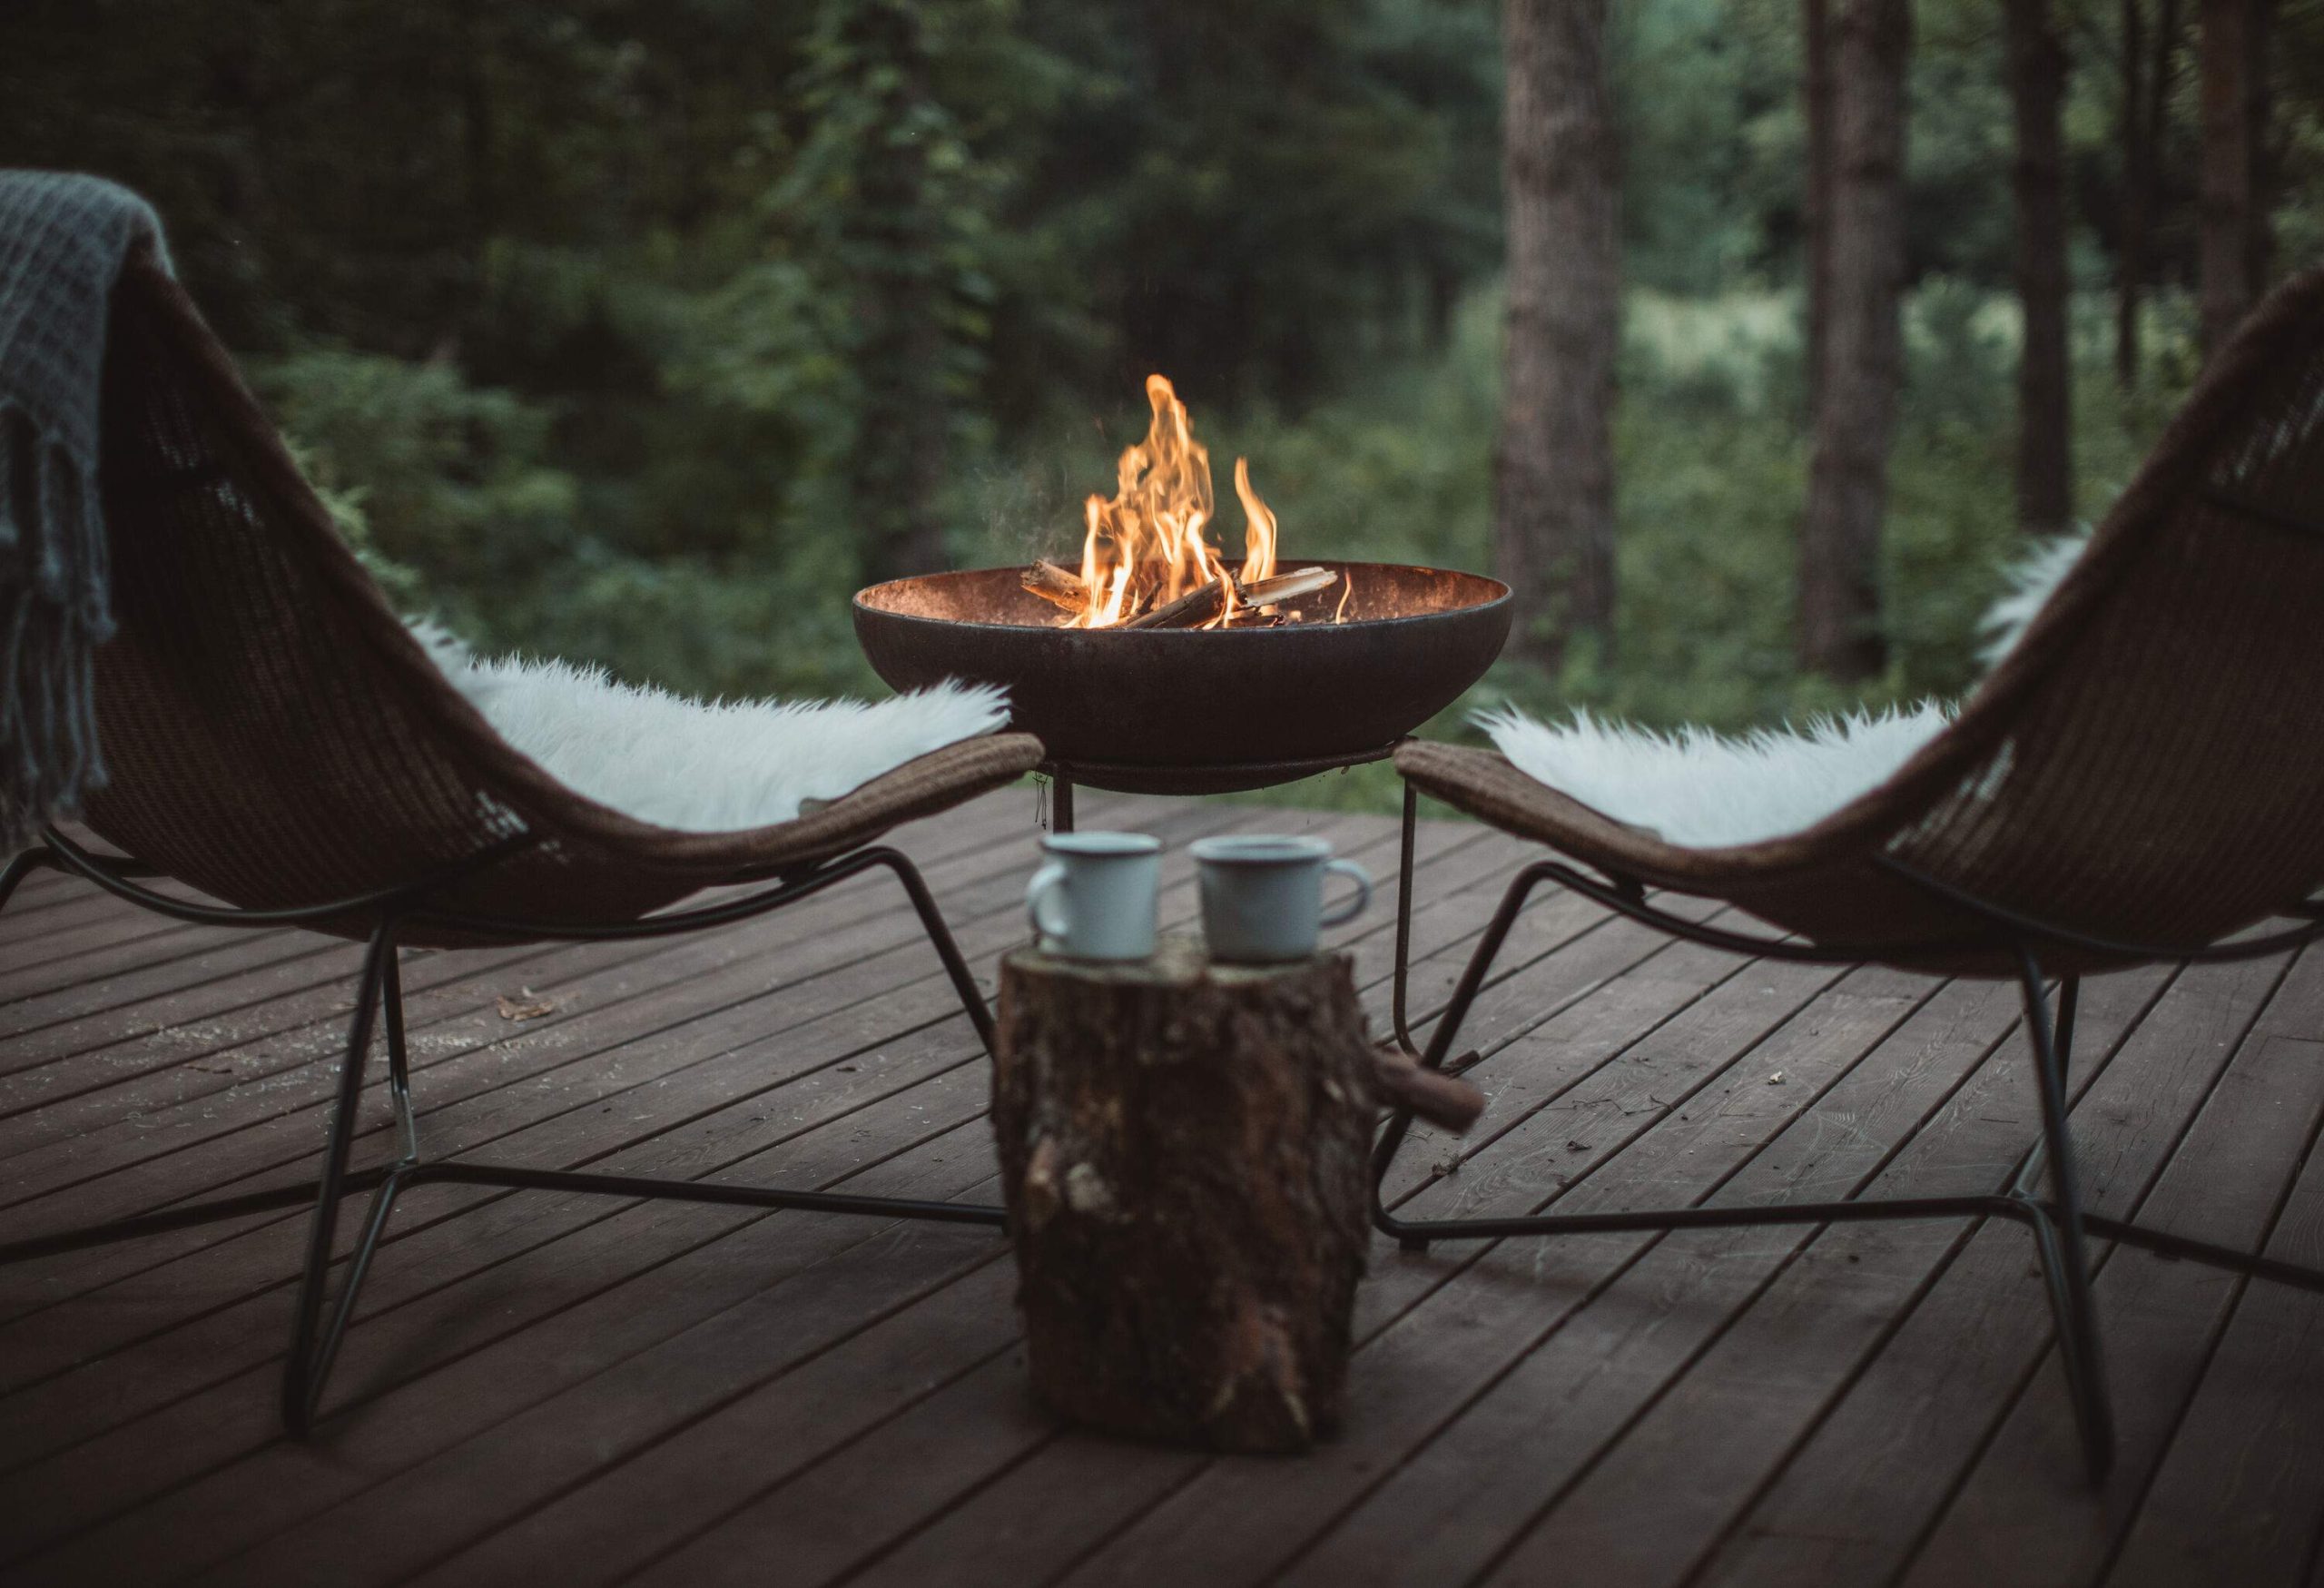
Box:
2116, 0, 2148, 388
1804, 0, 1836, 415
852, 5, 954, 584
1797, 0, 1911, 681
1494, 0, 1620, 670
2007, 0, 2073, 535
2126, 0, 2184, 382
2200, 0, 2257, 355
2245, 0, 2275, 290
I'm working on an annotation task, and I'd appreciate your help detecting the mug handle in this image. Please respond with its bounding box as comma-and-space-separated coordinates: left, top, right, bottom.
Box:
1026, 862, 1071, 942
1319, 858, 1374, 927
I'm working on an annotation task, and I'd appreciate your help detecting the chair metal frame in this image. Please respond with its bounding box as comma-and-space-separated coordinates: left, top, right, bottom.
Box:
1367, 823, 2324, 1483
0, 826, 1007, 1435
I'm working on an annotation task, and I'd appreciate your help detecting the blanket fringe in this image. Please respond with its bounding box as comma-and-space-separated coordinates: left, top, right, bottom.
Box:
0, 413, 112, 853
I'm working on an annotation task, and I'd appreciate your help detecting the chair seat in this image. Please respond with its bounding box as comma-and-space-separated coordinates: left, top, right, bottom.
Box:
1393, 740, 2121, 976
370, 730, 1046, 949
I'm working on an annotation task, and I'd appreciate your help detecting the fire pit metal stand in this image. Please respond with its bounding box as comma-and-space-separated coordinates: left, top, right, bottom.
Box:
1042, 745, 1424, 1058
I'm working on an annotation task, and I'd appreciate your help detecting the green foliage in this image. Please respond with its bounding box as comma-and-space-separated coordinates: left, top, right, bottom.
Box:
0, 0, 2304, 815
261, 350, 579, 607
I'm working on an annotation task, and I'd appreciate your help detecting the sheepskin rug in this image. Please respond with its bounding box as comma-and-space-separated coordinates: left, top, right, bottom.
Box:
1481, 527, 2093, 848
409, 623, 1009, 833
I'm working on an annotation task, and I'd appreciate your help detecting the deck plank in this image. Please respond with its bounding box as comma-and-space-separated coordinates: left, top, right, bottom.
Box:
143, 811, 1467, 1583
822, 959, 1886, 1588
0, 786, 1130, 1312
1690, 950, 2303, 1588
2, 793, 2321, 1588
2102, 1117, 2324, 1588
0, 804, 1351, 1573
1895, 952, 2324, 1588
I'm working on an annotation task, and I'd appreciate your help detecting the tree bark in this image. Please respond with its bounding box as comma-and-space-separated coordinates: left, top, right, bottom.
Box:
991, 942, 1379, 1451
1804, 0, 1836, 415
851, 3, 954, 583
1797, 0, 1911, 681
1494, 0, 1620, 670
2245, 0, 2275, 290
2121, 0, 2184, 384
2117, 0, 2149, 387
2200, 0, 2259, 356
2007, 0, 2073, 535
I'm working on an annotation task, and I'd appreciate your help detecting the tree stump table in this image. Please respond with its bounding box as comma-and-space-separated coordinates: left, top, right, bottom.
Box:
991, 936, 1480, 1453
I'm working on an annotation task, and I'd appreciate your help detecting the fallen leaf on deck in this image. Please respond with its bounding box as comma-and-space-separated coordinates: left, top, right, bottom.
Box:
497, 993, 556, 1021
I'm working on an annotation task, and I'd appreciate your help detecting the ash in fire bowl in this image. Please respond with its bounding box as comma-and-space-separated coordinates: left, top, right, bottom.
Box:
854, 374, 1511, 780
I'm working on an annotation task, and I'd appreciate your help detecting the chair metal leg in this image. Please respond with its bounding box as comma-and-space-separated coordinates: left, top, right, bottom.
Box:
868, 848, 998, 1056
2010, 952, 2115, 1479
281, 919, 403, 1435
1, 833, 1015, 1435
272, 853, 1011, 1436
1364, 888, 2124, 1479
0, 843, 59, 914
381, 944, 419, 1161
1373, 860, 1561, 1249
2011, 975, 2079, 1199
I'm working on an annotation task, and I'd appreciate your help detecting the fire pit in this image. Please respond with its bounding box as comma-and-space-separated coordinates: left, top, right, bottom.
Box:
852, 374, 1510, 793
854, 559, 1508, 789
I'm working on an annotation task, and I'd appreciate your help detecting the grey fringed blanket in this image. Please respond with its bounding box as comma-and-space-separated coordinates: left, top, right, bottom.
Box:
0, 173, 170, 852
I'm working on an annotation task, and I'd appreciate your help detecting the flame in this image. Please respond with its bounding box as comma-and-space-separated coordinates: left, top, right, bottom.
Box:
1233, 458, 1276, 587
1071, 375, 1279, 628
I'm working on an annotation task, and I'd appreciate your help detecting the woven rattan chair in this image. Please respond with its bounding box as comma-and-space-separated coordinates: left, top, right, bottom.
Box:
0, 256, 1043, 1433
1380, 264, 2324, 1482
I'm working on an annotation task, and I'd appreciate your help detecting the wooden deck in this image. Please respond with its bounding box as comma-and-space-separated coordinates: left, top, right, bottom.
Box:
3, 786, 2321, 1587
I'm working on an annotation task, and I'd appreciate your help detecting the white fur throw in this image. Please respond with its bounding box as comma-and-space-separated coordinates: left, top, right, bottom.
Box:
409, 624, 1009, 833
1482, 528, 2093, 848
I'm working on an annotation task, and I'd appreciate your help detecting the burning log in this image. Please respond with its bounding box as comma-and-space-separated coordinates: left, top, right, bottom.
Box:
1122, 575, 1229, 631
1238, 566, 1337, 610
1021, 558, 1088, 613
1019, 559, 1340, 631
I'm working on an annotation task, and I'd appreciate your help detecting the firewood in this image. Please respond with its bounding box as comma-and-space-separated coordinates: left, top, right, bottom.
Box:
1238, 566, 1336, 608
1369, 1046, 1485, 1131
1122, 575, 1228, 630
1021, 559, 1088, 612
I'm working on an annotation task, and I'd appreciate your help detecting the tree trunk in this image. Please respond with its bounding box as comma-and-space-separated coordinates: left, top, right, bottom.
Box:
1797, 0, 1911, 681
2121, 0, 2183, 384
1494, 0, 1620, 670
2007, 0, 2073, 535
991, 942, 1379, 1452
2245, 0, 2275, 290
2200, 0, 2258, 355
2117, 0, 2147, 388
1804, 0, 1836, 415
852, 5, 954, 583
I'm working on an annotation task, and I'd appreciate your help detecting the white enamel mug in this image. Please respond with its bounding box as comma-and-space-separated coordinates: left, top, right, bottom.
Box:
1192, 834, 1374, 963
1025, 832, 1162, 961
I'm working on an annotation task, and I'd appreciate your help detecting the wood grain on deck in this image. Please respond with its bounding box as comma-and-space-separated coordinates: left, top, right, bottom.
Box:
2, 787, 2320, 1587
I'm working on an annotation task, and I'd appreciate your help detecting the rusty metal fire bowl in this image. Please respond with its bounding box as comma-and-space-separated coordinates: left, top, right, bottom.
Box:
852, 560, 1511, 784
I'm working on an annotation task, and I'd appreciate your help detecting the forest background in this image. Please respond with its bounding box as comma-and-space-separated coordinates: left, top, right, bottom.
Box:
8, 0, 2319, 806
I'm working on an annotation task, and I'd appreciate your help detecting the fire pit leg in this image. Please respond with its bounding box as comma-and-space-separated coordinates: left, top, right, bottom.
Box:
1051, 772, 1076, 833
1392, 779, 1420, 1057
